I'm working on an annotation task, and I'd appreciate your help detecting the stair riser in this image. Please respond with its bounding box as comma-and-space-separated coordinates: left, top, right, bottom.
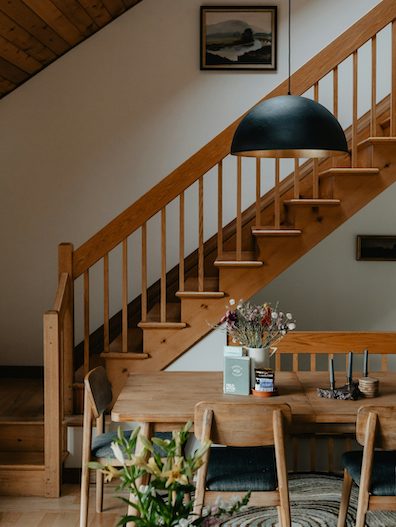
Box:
180, 296, 226, 327
0, 423, 44, 452
370, 142, 396, 169
0, 468, 45, 496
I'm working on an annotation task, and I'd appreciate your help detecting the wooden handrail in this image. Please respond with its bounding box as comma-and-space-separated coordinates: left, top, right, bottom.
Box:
72, 0, 396, 278
52, 272, 69, 316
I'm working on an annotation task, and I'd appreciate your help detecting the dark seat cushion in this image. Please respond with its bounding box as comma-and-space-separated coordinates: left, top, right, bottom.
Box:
206, 446, 277, 491
92, 430, 171, 459
342, 450, 396, 496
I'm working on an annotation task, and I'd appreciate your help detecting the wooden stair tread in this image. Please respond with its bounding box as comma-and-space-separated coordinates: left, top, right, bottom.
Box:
64, 414, 112, 427
214, 251, 263, 267
0, 417, 43, 424
251, 226, 302, 236
319, 168, 380, 177
358, 136, 396, 149
283, 199, 341, 206
0, 451, 44, 467
138, 303, 186, 329
176, 277, 224, 298
108, 327, 144, 354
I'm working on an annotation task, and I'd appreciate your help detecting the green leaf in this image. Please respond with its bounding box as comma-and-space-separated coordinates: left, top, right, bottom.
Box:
87, 461, 104, 470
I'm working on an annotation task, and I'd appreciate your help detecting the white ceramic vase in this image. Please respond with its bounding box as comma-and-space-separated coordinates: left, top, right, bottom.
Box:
246, 346, 276, 388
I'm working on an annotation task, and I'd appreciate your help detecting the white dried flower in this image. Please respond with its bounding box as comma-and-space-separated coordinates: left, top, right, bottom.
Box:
288, 322, 296, 330
229, 298, 236, 305
271, 311, 278, 319
286, 312, 293, 320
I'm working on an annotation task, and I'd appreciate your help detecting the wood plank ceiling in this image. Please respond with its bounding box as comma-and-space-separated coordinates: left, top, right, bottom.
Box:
0, 0, 142, 99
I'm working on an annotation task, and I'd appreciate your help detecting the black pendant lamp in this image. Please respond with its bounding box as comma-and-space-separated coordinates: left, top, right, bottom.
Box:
231, 1, 348, 159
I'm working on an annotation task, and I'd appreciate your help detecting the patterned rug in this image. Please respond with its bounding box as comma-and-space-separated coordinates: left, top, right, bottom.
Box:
219, 473, 396, 526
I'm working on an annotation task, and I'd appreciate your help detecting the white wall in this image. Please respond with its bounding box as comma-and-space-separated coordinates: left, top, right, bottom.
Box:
0, 0, 383, 365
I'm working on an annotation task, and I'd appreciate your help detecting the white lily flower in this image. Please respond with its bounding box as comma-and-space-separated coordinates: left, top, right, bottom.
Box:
110, 442, 125, 464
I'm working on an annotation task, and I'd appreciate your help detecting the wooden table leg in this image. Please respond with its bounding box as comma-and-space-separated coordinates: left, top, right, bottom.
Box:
127, 422, 152, 527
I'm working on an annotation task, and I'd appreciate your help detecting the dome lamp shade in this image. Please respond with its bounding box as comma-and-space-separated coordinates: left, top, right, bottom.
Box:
231, 95, 349, 158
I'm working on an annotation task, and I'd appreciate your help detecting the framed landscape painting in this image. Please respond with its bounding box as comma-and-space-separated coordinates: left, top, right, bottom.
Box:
356, 235, 396, 261
200, 6, 277, 70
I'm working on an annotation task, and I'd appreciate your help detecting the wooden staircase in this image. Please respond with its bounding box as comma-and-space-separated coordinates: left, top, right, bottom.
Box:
40, 0, 396, 498
103, 112, 396, 398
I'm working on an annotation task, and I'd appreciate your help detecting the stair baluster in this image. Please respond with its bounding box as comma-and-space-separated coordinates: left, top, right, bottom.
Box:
179, 194, 185, 292
371, 36, 377, 137
274, 159, 280, 228
255, 158, 261, 227
294, 159, 300, 199
141, 223, 148, 322
392, 21, 396, 135
103, 253, 109, 353
236, 156, 242, 260
217, 161, 223, 257
122, 239, 128, 353
83, 269, 90, 372
161, 207, 166, 322
198, 176, 204, 291
313, 82, 319, 197
332, 66, 339, 168
352, 50, 358, 166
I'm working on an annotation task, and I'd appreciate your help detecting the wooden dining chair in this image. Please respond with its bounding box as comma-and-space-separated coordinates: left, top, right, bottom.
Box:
193, 401, 292, 527
79, 366, 170, 527
337, 405, 396, 527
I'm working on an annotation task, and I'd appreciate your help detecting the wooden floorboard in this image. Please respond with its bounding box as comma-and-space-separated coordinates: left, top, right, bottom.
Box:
0, 483, 127, 526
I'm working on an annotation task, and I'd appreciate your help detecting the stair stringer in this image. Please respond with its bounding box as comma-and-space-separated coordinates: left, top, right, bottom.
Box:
103, 139, 396, 395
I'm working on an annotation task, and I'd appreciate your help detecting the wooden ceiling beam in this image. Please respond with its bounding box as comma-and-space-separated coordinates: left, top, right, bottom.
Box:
21, 0, 84, 47
102, 0, 125, 18
0, 34, 42, 74
0, 0, 69, 55
50, 0, 98, 37
78, 0, 112, 28
0, 56, 29, 84
122, 0, 142, 8
0, 11, 55, 64
0, 75, 16, 96
0, 0, 142, 98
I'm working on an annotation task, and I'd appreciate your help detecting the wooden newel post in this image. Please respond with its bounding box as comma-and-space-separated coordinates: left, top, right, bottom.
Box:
58, 242, 74, 415
44, 309, 61, 497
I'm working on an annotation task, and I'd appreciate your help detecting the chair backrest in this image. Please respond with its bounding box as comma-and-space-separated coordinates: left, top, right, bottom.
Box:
194, 401, 291, 447
84, 366, 113, 419
356, 405, 396, 450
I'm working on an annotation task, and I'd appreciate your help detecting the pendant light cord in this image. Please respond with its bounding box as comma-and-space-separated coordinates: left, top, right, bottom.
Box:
288, 0, 291, 95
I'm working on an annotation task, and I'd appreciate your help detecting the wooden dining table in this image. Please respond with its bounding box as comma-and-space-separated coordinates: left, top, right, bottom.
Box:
111, 370, 396, 436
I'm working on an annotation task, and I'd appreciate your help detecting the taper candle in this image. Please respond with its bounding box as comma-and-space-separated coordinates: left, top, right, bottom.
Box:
329, 358, 335, 389
363, 349, 368, 377
347, 351, 353, 383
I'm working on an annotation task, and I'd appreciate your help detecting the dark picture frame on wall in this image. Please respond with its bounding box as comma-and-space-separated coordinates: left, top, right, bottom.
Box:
200, 6, 277, 70
356, 235, 396, 261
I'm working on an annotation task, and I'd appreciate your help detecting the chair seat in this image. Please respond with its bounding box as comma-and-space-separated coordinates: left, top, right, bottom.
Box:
92, 430, 171, 459
206, 446, 277, 491
342, 450, 396, 496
